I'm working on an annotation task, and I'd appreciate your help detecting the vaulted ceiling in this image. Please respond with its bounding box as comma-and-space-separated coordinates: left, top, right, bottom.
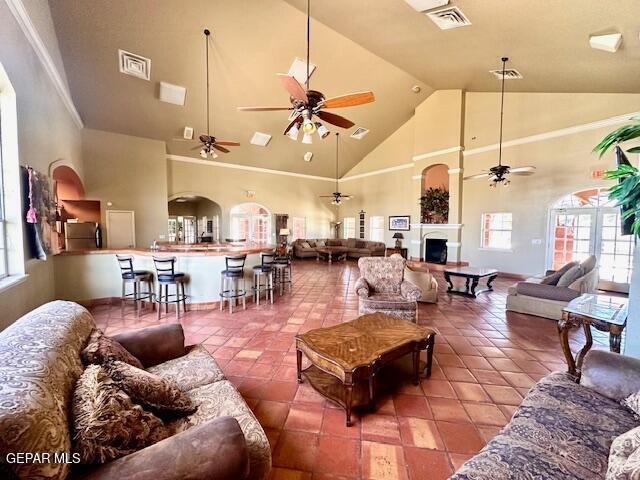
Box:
49, 0, 639, 177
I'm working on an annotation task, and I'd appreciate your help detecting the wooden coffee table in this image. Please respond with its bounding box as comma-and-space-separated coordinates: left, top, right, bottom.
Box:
316, 247, 348, 264
444, 266, 498, 298
295, 313, 436, 426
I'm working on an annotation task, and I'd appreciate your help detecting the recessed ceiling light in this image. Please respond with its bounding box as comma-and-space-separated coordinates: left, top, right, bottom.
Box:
403, 0, 448, 12
303, 152, 313, 162
589, 33, 623, 53
288, 57, 316, 86
250, 132, 272, 146
350, 127, 370, 140
426, 6, 471, 30
118, 49, 151, 81
159, 81, 187, 105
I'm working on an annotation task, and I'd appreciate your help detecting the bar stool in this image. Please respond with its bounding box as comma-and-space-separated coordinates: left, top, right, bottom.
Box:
273, 247, 292, 296
153, 256, 187, 320
220, 254, 247, 313
253, 251, 276, 305
116, 255, 154, 316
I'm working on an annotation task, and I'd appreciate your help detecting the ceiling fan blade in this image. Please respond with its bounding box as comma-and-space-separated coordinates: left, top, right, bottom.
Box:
321, 91, 375, 109
509, 166, 536, 173
511, 171, 536, 176
211, 144, 230, 153
284, 116, 302, 135
237, 106, 293, 111
463, 172, 491, 180
276, 74, 308, 102
190, 144, 205, 150
316, 111, 355, 129
215, 141, 240, 146
319, 195, 336, 198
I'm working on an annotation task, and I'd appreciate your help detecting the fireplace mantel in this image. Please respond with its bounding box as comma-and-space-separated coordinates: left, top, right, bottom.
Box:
410, 223, 463, 230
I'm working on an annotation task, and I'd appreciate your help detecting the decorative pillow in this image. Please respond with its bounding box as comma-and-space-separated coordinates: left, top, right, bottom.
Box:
72, 365, 169, 464
541, 261, 578, 285
606, 425, 640, 479
307, 240, 316, 247
82, 329, 144, 369
300, 241, 311, 249
355, 240, 367, 249
622, 391, 640, 418
104, 360, 196, 415
316, 240, 326, 247
557, 265, 583, 287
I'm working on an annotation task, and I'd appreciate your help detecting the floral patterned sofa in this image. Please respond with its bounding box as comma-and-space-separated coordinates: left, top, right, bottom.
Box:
450, 350, 640, 479
0, 301, 270, 480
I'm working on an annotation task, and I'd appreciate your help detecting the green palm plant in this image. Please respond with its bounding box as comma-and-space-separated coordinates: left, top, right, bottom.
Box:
593, 115, 640, 237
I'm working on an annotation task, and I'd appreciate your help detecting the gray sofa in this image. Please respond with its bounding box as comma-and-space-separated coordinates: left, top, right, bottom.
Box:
293, 238, 385, 259
451, 350, 640, 479
506, 256, 598, 320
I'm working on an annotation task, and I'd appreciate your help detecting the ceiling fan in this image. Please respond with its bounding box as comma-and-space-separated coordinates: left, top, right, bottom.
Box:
463, 57, 535, 187
192, 29, 239, 159
320, 133, 353, 205
237, 0, 375, 144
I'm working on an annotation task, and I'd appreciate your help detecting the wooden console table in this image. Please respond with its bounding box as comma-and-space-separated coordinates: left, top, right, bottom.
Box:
296, 313, 435, 426
558, 294, 628, 378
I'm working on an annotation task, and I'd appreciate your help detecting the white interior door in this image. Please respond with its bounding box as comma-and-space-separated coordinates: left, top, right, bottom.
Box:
106, 210, 135, 248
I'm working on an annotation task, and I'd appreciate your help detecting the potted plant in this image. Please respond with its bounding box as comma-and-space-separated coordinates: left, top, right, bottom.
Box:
420, 187, 449, 224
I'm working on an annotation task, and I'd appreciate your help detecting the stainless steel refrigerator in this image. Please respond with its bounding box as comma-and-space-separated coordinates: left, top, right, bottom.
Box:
65, 222, 98, 251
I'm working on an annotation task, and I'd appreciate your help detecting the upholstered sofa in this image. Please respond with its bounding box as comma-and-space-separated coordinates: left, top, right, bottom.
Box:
506, 256, 598, 320
451, 350, 640, 479
0, 301, 270, 480
355, 256, 421, 322
293, 238, 385, 259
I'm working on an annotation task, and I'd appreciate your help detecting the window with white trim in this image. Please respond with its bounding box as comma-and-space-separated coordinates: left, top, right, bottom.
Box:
343, 217, 355, 239
481, 213, 512, 250
369, 216, 384, 242
0, 115, 7, 278
230, 203, 271, 243
292, 217, 306, 240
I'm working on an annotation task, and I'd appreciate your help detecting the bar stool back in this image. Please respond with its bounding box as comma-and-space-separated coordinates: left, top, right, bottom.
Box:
153, 256, 187, 320
273, 247, 293, 296
115, 255, 153, 316
253, 251, 276, 305
220, 254, 247, 313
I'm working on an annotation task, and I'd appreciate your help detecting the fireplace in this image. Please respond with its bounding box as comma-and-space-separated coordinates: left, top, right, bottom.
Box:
424, 239, 447, 264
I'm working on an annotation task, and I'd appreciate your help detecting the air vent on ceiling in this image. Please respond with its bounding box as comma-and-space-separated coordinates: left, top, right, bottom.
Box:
118, 49, 151, 81
426, 6, 471, 30
350, 127, 370, 140
490, 69, 523, 80
250, 132, 272, 147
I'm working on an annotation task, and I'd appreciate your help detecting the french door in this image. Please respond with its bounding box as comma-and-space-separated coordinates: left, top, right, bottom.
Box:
548, 207, 635, 293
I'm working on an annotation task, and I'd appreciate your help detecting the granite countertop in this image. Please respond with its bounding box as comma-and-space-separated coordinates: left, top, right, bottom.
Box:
55, 242, 276, 257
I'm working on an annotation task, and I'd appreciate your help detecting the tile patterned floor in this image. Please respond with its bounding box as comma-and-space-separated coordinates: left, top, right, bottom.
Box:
91, 259, 606, 480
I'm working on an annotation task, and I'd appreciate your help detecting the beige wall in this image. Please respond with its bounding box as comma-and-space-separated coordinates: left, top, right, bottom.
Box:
82, 129, 168, 248
0, 1, 83, 328
167, 159, 336, 241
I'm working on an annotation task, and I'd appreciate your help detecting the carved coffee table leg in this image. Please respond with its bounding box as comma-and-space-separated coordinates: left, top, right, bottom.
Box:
558, 312, 577, 377
296, 349, 303, 383
470, 277, 479, 297
486, 274, 497, 291
345, 383, 353, 427
610, 325, 624, 353
444, 272, 453, 292
464, 277, 470, 294
575, 321, 593, 375
426, 334, 435, 377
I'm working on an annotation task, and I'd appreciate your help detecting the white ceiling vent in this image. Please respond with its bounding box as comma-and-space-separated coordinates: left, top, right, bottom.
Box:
490, 69, 523, 80
589, 33, 623, 53
250, 132, 272, 147
403, 0, 449, 12
426, 6, 471, 30
288, 58, 316, 86
350, 127, 370, 140
118, 49, 151, 80
159, 81, 187, 105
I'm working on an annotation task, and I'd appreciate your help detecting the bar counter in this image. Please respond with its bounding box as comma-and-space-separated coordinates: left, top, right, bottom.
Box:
53, 242, 276, 306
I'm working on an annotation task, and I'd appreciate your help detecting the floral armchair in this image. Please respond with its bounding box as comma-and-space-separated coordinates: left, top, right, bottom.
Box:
355, 256, 422, 322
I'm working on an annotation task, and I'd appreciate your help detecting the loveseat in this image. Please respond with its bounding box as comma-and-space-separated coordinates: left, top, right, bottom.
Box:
505, 256, 598, 320
0, 301, 271, 480
451, 350, 640, 479
293, 238, 385, 259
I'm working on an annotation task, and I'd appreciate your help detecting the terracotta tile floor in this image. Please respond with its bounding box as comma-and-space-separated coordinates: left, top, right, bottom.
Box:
91, 259, 610, 480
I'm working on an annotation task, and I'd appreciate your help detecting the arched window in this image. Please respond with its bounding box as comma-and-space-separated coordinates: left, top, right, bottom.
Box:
229, 203, 272, 243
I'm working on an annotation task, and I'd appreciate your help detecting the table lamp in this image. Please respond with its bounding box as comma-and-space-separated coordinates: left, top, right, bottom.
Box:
393, 232, 404, 250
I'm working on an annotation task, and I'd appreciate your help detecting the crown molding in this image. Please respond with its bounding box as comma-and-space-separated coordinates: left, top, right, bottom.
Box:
5, 0, 83, 129
339, 163, 413, 183
412, 146, 463, 162
464, 111, 640, 157
167, 154, 335, 182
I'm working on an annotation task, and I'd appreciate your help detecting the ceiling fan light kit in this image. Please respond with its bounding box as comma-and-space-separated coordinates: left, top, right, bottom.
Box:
463, 57, 535, 187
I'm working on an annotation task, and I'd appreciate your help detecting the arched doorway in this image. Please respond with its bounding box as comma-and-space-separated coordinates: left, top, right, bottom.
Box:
52, 165, 84, 200
420, 164, 449, 224
548, 188, 634, 293
167, 195, 222, 243
229, 203, 272, 243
